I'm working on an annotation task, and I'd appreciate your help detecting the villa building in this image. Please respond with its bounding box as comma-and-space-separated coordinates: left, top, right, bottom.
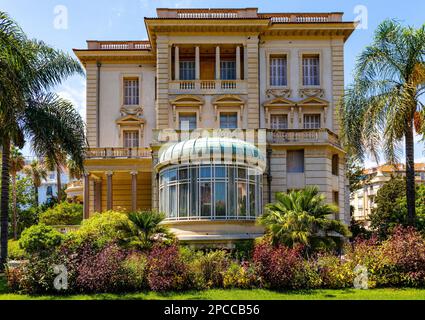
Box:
73, 8, 356, 245
351, 163, 425, 226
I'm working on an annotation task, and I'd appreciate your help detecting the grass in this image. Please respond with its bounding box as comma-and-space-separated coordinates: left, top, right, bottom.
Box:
1, 276, 425, 300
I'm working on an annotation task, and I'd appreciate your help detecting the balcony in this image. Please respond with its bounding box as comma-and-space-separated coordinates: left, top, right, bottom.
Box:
85, 147, 151, 159
169, 80, 247, 94
86, 40, 151, 50
267, 129, 341, 147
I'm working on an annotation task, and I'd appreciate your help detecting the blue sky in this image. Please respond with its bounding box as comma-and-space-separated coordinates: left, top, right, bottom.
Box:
2, 0, 425, 166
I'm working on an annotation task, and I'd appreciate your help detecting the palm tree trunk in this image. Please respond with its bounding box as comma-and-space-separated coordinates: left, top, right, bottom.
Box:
34, 183, 39, 207
12, 175, 17, 240
405, 120, 416, 226
56, 166, 62, 202
0, 138, 11, 271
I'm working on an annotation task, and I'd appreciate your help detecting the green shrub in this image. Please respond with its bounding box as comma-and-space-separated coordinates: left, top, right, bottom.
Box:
122, 252, 149, 290
198, 250, 230, 288
69, 211, 129, 248
316, 254, 354, 289
233, 240, 255, 261
223, 262, 258, 289
8, 240, 28, 260
19, 224, 64, 255
39, 202, 83, 226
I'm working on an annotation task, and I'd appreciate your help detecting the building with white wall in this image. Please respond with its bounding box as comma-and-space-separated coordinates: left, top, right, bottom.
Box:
73, 8, 356, 245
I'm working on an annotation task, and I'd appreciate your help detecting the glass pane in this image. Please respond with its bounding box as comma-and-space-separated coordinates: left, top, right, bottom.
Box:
169, 185, 177, 218
200, 166, 211, 178
179, 168, 188, 180
220, 113, 238, 129
215, 166, 226, 178
237, 182, 247, 217
249, 183, 256, 217
287, 150, 305, 173
220, 61, 236, 80
238, 167, 246, 179
190, 167, 198, 216
200, 182, 212, 217
179, 183, 189, 217
228, 167, 236, 217
179, 114, 197, 130
215, 182, 226, 217
169, 169, 177, 181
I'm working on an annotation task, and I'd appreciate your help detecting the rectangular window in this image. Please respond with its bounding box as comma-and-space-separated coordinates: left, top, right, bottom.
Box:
123, 131, 139, 148
179, 183, 189, 217
303, 114, 321, 129
179, 113, 197, 130
270, 114, 288, 129
215, 182, 226, 217
287, 150, 305, 173
124, 78, 139, 105
332, 154, 339, 176
220, 112, 238, 129
200, 182, 212, 217
180, 61, 195, 80
270, 55, 287, 86
302, 54, 320, 86
333, 191, 340, 220
220, 61, 236, 80
237, 182, 247, 217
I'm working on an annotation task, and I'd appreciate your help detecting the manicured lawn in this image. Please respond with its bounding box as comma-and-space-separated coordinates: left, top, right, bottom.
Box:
1, 275, 425, 300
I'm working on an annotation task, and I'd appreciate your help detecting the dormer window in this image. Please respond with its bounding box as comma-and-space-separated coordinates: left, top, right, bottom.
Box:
124, 78, 139, 105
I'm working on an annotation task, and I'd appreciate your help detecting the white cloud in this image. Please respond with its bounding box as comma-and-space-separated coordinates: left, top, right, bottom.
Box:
57, 79, 86, 122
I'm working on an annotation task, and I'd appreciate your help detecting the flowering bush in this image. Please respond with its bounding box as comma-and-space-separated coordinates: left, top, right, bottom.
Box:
380, 226, 425, 287
223, 261, 258, 289
147, 244, 187, 291
316, 254, 354, 289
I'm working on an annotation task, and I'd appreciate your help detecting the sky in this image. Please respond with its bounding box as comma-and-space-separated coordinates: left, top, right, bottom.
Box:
1, 0, 425, 167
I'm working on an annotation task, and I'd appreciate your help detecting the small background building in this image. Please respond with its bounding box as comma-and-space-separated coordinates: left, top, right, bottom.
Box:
351, 163, 425, 226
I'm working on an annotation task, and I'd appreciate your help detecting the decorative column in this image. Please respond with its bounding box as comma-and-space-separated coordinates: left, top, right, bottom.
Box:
106, 171, 113, 210
195, 46, 200, 80
83, 173, 90, 219
215, 46, 221, 80
131, 171, 138, 212
236, 46, 241, 80
174, 45, 180, 81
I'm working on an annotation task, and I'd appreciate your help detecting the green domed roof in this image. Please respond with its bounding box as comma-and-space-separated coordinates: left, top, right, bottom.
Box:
156, 137, 266, 171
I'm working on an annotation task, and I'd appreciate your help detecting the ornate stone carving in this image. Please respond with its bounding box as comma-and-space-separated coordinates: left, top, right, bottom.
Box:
266, 88, 291, 99
299, 88, 325, 98
120, 106, 144, 117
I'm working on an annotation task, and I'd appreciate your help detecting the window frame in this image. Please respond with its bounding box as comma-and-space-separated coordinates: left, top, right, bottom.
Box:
287, 150, 305, 173
219, 112, 239, 129
179, 60, 196, 80
269, 113, 289, 130
269, 54, 288, 87
266, 50, 290, 89
123, 130, 140, 148
178, 112, 198, 130
299, 51, 322, 88
122, 76, 141, 107
303, 113, 321, 129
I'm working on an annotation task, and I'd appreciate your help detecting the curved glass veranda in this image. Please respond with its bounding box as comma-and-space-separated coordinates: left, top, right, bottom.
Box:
156, 137, 266, 221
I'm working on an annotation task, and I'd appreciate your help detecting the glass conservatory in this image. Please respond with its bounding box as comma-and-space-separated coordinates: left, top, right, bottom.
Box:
156, 137, 266, 221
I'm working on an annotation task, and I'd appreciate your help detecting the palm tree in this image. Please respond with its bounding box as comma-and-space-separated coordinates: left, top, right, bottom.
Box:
43, 152, 66, 203
23, 159, 47, 207
9, 146, 25, 239
259, 187, 350, 252
67, 157, 84, 180
340, 20, 425, 226
0, 12, 86, 269
118, 211, 173, 250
